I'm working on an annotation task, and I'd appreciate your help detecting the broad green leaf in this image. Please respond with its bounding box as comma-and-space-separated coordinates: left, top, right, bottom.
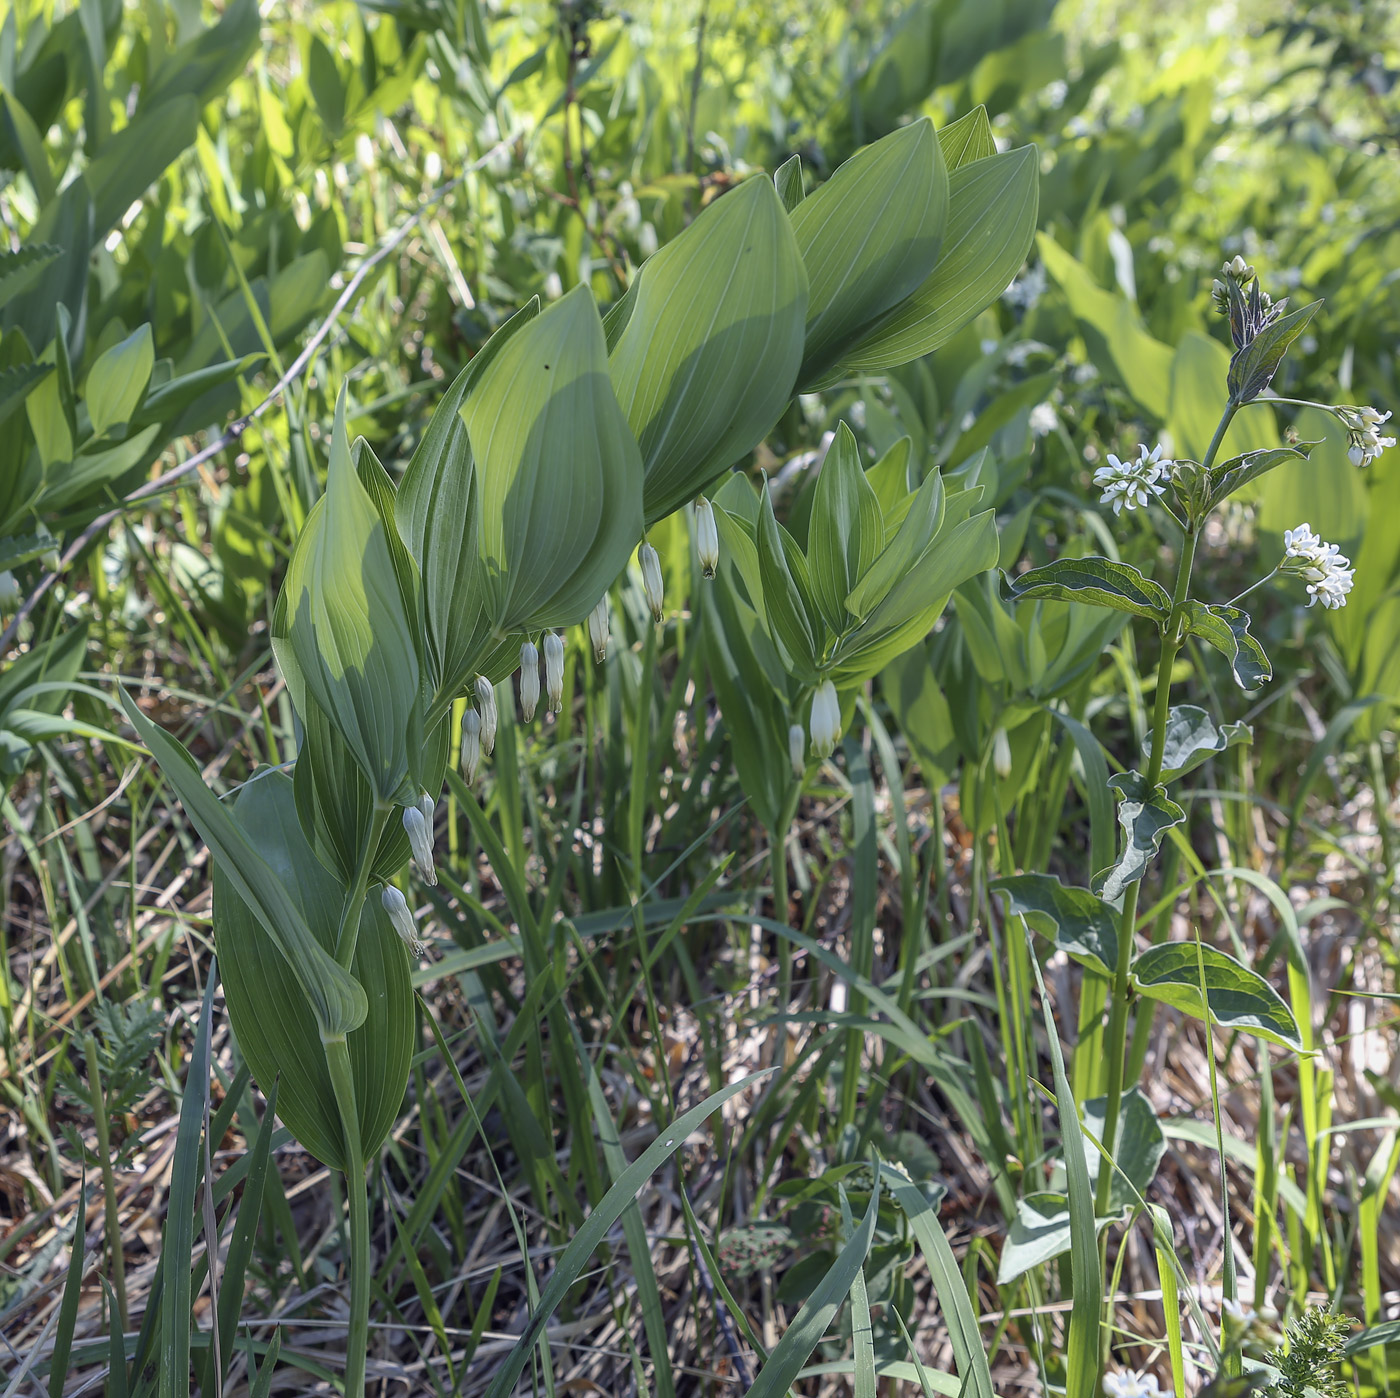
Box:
808, 422, 884, 634
998, 1191, 1078, 1283
1005, 556, 1171, 621
464, 283, 644, 630
0, 361, 48, 430
397, 301, 539, 702
1228, 299, 1322, 405
1082, 1087, 1165, 1214
214, 769, 414, 1169
1038, 232, 1173, 419
865, 435, 913, 515
1131, 943, 1304, 1051
745, 1176, 881, 1398
119, 691, 367, 1041
1156, 705, 1252, 781
1204, 444, 1315, 513
833, 509, 998, 682
283, 387, 421, 802
83, 95, 201, 240
37, 424, 161, 511
26, 368, 71, 468
1, 90, 55, 205
992, 873, 1117, 976
129, 353, 266, 429
936, 106, 996, 170
791, 117, 948, 388
755, 483, 820, 677
844, 468, 945, 620
609, 176, 808, 524
0, 243, 60, 313
774, 153, 805, 211
837, 146, 1038, 377
1183, 600, 1271, 691
86, 323, 153, 436
481, 1070, 775, 1398
1094, 771, 1184, 902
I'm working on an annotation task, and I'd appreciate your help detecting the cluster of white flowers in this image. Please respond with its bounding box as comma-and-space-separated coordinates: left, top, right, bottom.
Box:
402, 792, 437, 885
1282, 522, 1355, 609
1337, 405, 1395, 468
1103, 1370, 1168, 1398
1093, 443, 1169, 515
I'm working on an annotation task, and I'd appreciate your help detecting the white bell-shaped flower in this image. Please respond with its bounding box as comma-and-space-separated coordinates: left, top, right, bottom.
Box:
519, 640, 540, 721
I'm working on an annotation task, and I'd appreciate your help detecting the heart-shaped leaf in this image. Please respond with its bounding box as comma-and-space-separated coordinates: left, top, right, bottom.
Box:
1131, 943, 1304, 1051
1005, 556, 1171, 622
1094, 771, 1184, 902
608, 176, 808, 525
992, 873, 1117, 976
464, 284, 644, 631
1183, 600, 1271, 691
1156, 705, 1252, 782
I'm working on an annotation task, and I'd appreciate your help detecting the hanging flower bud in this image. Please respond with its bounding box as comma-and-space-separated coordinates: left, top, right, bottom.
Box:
808, 680, 840, 760
992, 727, 1012, 780
381, 885, 423, 957
474, 676, 497, 756
544, 631, 565, 713
695, 496, 719, 579
402, 800, 437, 886
519, 640, 540, 721
0, 570, 20, 612
789, 723, 806, 779
588, 595, 610, 663
639, 542, 664, 623
462, 707, 482, 783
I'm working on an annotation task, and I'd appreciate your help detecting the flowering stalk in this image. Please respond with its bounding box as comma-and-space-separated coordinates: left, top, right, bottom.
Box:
1094, 405, 1233, 1220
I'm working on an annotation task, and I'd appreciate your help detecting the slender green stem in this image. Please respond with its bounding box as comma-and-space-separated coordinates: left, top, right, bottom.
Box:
771, 785, 801, 1048
1093, 403, 1234, 1220
1224, 566, 1279, 610
83, 1035, 128, 1331
326, 1036, 370, 1398
335, 803, 391, 968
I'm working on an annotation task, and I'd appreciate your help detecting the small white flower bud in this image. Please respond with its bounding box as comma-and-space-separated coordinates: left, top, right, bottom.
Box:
695, 496, 719, 579
519, 641, 540, 721
588, 596, 610, 662
402, 803, 437, 885
789, 723, 806, 779
809, 680, 840, 761
462, 707, 482, 783
381, 885, 423, 956
639, 542, 664, 623
544, 632, 565, 713
992, 727, 1012, 780
474, 675, 497, 755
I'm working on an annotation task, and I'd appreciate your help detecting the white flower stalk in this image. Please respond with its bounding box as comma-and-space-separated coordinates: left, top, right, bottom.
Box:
992, 727, 1012, 780
639, 542, 664, 622
1102, 1371, 1167, 1398
1282, 521, 1355, 609
544, 631, 565, 713
1337, 405, 1395, 468
809, 681, 841, 761
588, 595, 610, 662
475, 675, 497, 756
519, 640, 540, 721
789, 723, 806, 778
402, 799, 437, 886
462, 707, 482, 783
695, 496, 719, 579
1093, 443, 1168, 515
381, 885, 423, 957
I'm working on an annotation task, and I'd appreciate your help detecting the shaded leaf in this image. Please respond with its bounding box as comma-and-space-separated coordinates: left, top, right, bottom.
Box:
1183, 600, 1271, 691
992, 873, 1117, 976
1093, 771, 1184, 902
1005, 556, 1170, 621
1228, 299, 1322, 405
1156, 705, 1252, 782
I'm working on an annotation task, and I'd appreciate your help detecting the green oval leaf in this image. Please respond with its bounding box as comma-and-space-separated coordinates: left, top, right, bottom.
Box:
1005, 556, 1171, 621
791, 117, 948, 388
463, 283, 644, 631
992, 873, 1117, 976
1182, 600, 1271, 691
1131, 943, 1304, 1051
1093, 771, 1184, 902
609, 176, 808, 525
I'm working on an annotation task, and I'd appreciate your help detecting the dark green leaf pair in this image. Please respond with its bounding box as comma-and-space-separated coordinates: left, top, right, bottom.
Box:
1004, 555, 1170, 624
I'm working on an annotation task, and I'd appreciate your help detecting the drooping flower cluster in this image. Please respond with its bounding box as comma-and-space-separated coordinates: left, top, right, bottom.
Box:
1282, 522, 1355, 609
1336, 405, 1395, 468
1093, 443, 1169, 515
